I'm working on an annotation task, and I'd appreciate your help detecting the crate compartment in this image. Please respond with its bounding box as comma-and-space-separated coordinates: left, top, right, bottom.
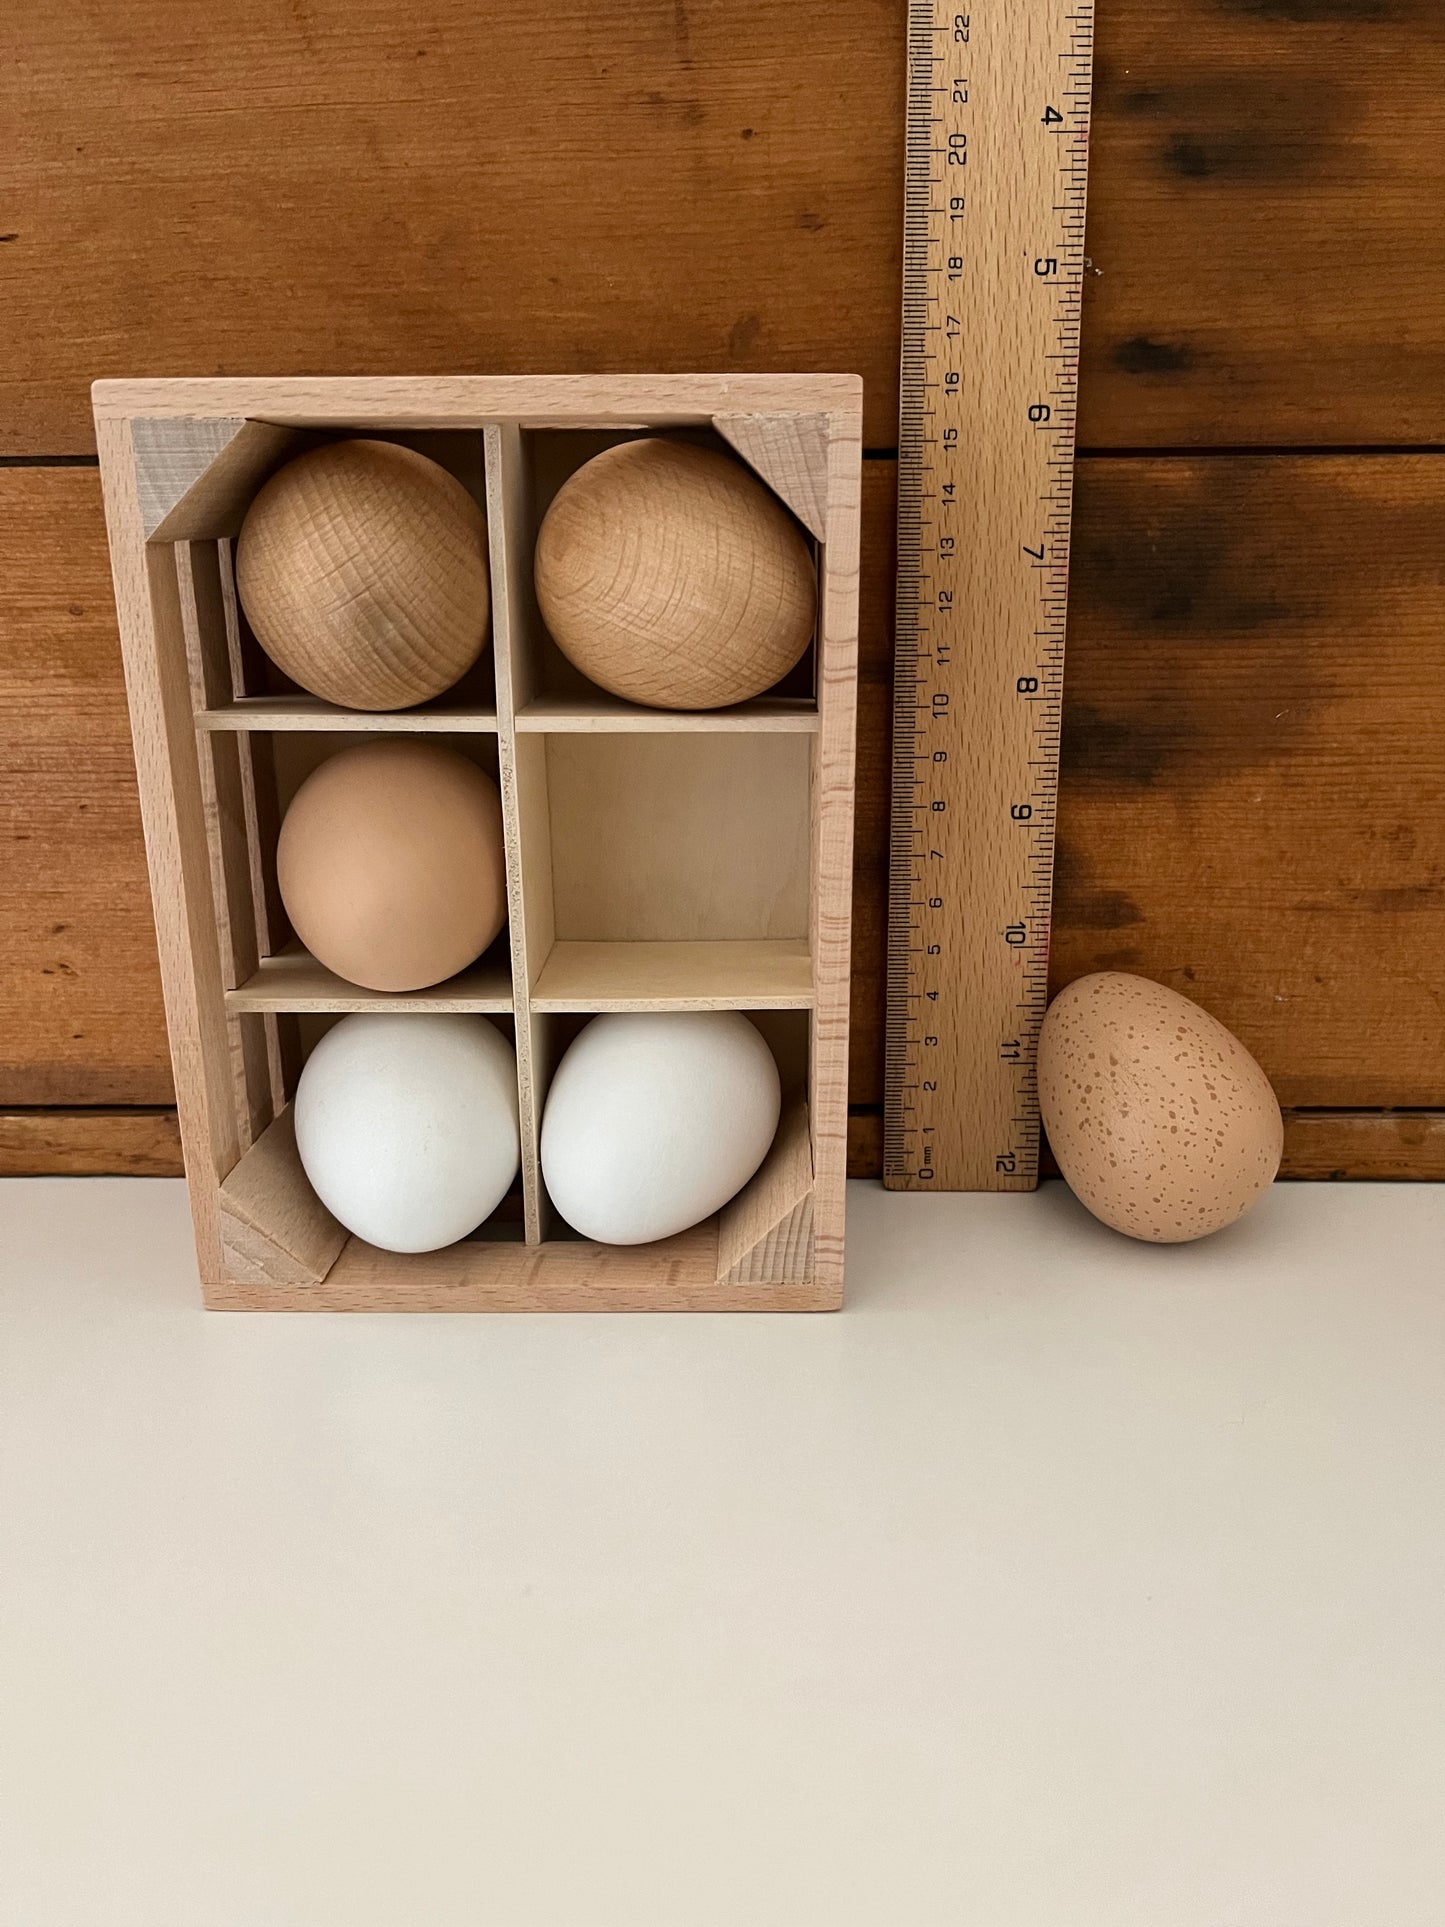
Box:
502, 427, 819, 731
512, 731, 814, 1014
295, 1014, 526, 1253
222, 729, 512, 1012
182, 430, 499, 730
517, 1007, 811, 1263
217, 1011, 527, 1286
545, 735, 808, 939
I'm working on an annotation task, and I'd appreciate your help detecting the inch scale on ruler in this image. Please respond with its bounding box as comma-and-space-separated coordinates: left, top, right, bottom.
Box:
886, 0, 1094, 1192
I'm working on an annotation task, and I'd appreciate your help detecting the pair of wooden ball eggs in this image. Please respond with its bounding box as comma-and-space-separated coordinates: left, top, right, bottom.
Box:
237, 434, 816, 715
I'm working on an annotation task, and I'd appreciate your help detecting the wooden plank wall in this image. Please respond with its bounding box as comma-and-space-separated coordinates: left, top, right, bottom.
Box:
3, 0, 1442, 1179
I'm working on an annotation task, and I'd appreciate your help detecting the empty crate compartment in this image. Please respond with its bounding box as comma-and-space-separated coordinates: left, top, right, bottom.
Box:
514, 732, 813, 1012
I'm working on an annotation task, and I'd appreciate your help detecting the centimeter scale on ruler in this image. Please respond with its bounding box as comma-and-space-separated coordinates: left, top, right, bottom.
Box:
885, 0, 1094, 1192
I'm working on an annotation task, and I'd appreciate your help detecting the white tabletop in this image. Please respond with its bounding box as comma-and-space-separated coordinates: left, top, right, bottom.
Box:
3, 1177, 1443, 1927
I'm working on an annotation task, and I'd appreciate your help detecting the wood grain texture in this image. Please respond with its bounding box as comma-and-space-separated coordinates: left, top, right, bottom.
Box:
132, 418, 303, 540
175, 540, 275, 1149
96, 419, 242, 1281
217, 1105, 346, 1287
205, 1220, 838, 1313
91, 375, 865, 434
13, 453, 1442, 1161
16, 7, 903, 449
849, 454, 1445, 1116
0, 468, 172, 1105
1281, 1112, 1445, 1182
0, 1107, 182, 1176
4, 7, 1438, 1184
713, 413, 831, 541
716, 1099, 815, 1284
847, 1109, 1445, 1184
1082, 0, 1445, 449
851, 465, 895, 1108
1053, 454, 1445, 1109
810, 398, 863, 1295
889, 0, 1089, 1192
486, 422, 553, 1243
26, 1103, 1438, 1186
5, 1, 1443, 452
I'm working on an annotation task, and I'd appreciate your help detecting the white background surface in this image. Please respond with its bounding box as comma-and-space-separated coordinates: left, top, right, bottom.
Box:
2, 1176, 1443, 1927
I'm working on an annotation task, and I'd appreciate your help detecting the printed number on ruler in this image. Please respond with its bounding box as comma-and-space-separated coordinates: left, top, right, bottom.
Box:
885, 0, 1093, 1192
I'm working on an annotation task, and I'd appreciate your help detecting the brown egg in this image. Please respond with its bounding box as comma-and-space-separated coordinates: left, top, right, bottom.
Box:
236, 440, 490, 712
277, 741, 506, 992
533, 438, 817, 710
1038, 972, 1282, 1243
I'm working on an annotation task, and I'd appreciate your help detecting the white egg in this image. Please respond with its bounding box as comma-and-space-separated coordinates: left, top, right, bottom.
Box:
294, 1013, 520, 1252
540, 1012, 782, 1245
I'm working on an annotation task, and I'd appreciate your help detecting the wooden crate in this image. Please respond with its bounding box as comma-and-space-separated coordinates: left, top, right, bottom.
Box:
93, 376, 861, 1310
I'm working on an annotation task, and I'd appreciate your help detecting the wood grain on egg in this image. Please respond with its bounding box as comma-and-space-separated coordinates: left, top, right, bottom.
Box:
533, 438, 817, 711
236, 440, 490, 711
1038, 972, 1283, 1244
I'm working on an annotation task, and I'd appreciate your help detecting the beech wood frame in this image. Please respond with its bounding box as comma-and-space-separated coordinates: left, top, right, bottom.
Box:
94, 375, 862, 1311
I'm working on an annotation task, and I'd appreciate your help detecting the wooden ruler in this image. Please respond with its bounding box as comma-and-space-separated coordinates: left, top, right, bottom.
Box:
885, 0, 1094, 1193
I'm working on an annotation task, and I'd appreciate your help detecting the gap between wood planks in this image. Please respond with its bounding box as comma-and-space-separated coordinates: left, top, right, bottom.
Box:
845, 1109, 1445, 1184
6, 1107, 1444, 1184
0, 1109, 183, 1176
13, 449, 1445, 466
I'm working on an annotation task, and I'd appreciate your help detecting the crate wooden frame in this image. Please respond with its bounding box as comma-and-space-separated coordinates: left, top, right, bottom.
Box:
94, 375, 862, 1311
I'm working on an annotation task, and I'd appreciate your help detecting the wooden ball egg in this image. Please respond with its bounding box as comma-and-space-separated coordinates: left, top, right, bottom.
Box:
295, 1014, 520, 1252
236, 440, 490, 711
533, 438, 816, 710
277, 740, 506, 992
1038, 972, 1283, 1243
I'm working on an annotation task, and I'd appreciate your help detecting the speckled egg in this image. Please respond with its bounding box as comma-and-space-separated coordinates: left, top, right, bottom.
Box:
1038, 972, 1282, 1243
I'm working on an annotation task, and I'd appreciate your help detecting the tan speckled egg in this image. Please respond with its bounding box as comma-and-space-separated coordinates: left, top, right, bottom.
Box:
1038, 972, 1282, 1243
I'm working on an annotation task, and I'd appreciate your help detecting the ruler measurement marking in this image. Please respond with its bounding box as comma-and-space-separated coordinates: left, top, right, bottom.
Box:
886, 0, 1094, 1192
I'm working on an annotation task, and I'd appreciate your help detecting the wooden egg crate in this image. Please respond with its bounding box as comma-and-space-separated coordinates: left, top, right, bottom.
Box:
94, 377, 861, 1311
